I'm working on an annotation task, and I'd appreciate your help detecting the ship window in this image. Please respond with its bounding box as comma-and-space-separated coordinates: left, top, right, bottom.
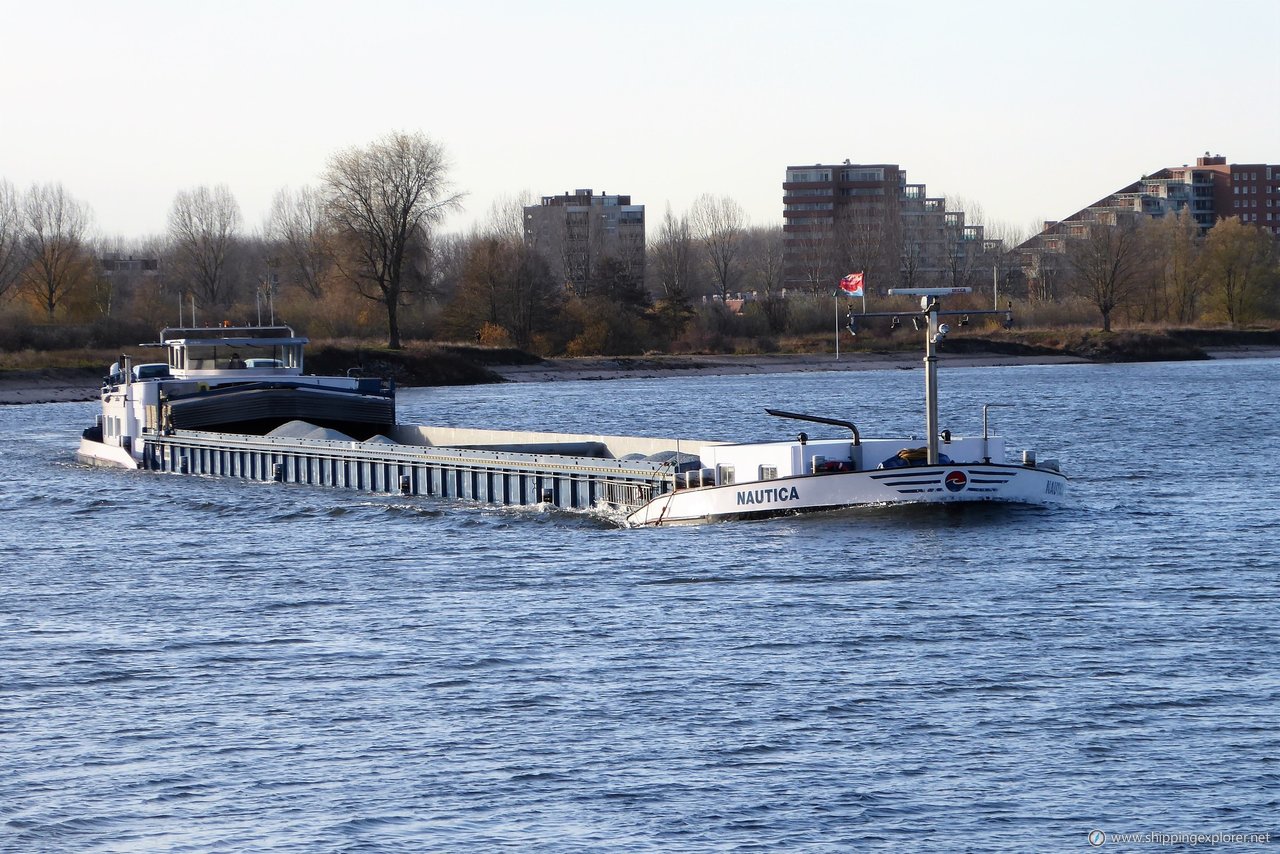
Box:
760, 465, 778, 480
717, 465, 736, 485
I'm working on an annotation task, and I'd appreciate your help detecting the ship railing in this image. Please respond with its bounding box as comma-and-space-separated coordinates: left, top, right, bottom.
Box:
599, 479, 659, 512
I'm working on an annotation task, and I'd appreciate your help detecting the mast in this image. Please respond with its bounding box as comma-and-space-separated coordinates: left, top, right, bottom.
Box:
923, 296, 940, 464
887, 288, 971, 465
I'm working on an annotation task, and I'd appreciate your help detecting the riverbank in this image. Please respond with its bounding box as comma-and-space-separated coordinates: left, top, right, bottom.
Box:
0, 367, 103, 405
4, 344, 1278, 405
491, 350, 1093, 383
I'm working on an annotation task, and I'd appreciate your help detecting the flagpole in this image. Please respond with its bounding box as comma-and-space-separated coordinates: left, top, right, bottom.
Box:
836, 272, 866, 360
834, 292, 840, 361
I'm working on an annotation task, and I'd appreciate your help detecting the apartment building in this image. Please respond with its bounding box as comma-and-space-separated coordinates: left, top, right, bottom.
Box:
99, 253, 160, 276
782, 161, 998, 293
523, 189, 645, 296
1205, 156, 1280, 235
1014, 152, 1279, 300
1123, 153, 1280, 235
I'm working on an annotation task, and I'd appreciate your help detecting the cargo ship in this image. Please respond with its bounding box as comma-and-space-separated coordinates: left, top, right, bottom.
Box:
77, 290, 1068, 526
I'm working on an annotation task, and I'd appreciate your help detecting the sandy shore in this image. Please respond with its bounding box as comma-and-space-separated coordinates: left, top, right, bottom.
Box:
3, 347, 1277, 406
0, 369, 102, 406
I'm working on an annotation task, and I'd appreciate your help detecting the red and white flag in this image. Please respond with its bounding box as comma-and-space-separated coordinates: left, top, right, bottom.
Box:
839, 272, 864, 297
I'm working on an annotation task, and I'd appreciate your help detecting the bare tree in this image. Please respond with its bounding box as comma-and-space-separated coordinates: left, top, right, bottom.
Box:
323, 131, 463, 349
1065, 217, 1151, 332
1024, 247, 1064, 303
690, 193, 746, 299
946, 195, 986, 231
483, 191, 534, 243
648, 207, 698, 341
984, 220, 1026, 303
504, 244, 560, 350
900, 232, 926, 290
167, 184, 242, 310
110, 234, 171, 329
939, 197, 987, 291
429, 231, 470, 306
833, 208, 892, 292
86, 236, 119, 317
651, 207, 695, 300
0, 179, 23, 301
20, 182, 93, 319
793, 227, 837, 293
266, 185, 333, 300
444, 228, 561, 350
741, 225, 787, 332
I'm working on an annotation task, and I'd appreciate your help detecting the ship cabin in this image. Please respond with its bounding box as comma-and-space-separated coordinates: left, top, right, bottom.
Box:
156, 326, 306, 380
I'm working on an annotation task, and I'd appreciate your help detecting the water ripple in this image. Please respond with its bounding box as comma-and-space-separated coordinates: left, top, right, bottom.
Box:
2, 363, 1278, 851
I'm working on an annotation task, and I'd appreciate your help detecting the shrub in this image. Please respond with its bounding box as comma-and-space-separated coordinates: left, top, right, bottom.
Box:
478, 322, 513, 347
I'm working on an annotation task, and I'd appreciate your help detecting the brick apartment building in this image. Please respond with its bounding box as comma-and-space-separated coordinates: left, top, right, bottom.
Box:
1194, 154, 1280, 236
782, 161, 999, 293
1015, 152, 1279, 300
523, 189, 645, 296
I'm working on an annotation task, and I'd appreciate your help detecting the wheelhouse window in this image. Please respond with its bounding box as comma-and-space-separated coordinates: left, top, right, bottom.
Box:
176, 341, 303, 370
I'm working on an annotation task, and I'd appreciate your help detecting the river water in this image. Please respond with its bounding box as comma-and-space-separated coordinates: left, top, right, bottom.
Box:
2, 358, 1277, 851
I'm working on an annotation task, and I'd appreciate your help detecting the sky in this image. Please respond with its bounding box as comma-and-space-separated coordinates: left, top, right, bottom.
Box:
2, 0, 1277, 243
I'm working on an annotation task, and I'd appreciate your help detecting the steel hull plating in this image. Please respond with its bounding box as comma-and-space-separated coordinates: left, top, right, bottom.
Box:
627, 463, 1067, 526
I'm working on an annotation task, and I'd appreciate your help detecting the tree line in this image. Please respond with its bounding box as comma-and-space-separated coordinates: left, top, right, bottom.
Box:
1, 131, 1277, 357
1055, 211, 1279, 332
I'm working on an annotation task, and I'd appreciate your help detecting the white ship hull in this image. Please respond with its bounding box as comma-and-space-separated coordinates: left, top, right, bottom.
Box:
76, 437, 139, 469
628, 462, 1066, 526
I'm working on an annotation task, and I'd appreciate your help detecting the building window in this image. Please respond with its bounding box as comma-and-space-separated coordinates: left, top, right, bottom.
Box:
840, 168, 885, 182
